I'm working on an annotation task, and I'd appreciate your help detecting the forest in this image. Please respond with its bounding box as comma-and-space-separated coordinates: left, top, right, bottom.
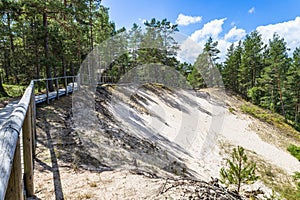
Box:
0, 0, 299, 129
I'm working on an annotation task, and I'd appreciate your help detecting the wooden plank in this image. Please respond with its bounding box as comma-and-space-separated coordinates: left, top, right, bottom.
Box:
22, 100, 34, 197
4, 138, 23, 200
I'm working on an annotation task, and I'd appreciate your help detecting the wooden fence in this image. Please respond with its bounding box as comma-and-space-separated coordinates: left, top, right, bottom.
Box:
0, 74, 117, 199
0, 75, 79, 200
0, 80, 35, 200
34, 76, 79, 104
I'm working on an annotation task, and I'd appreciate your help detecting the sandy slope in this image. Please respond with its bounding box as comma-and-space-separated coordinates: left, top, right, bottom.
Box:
107, 85, 300, 177
32, 84, 300, 199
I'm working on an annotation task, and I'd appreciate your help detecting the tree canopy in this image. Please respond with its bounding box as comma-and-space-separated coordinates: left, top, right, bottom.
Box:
0, 1, 299, 130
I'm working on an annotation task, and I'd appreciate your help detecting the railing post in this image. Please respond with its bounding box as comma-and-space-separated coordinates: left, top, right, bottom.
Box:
56, 78, 59, 100
46, 80, 49, 104
72, 76, 75, 92
64, 77, 68, 96
5, 138, 23, 200
22, 99, 34, 197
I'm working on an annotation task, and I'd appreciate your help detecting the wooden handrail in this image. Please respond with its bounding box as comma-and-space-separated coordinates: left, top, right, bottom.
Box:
0, 75, 80, 199
0, 74, 112, 199
0, 80, 35, 200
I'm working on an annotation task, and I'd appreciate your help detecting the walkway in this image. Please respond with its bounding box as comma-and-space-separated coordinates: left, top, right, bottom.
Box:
0, 83, 76, 126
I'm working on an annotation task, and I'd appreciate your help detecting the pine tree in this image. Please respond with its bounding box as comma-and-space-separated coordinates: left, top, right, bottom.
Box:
238, 31, 264, 98
138, 18, 179, 66
220, 146, 258, 193
188, 37, 221, 89
204, 36, 220, 62
259, 33, 290, 115
222, 41, 242, 92
286, 47, 300, 125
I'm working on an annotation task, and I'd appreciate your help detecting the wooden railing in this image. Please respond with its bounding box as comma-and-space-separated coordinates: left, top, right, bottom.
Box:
0, 75, 79, 199
0, 80, 35, 200
0, 73, 117, 199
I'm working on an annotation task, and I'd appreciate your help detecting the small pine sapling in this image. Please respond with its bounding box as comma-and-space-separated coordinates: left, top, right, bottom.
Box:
220, 146, 259, 193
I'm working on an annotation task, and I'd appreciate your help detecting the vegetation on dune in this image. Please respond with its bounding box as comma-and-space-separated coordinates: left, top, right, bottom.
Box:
241, 103, 300, 140
287, 144, 300, 161
220, 146, 258, 194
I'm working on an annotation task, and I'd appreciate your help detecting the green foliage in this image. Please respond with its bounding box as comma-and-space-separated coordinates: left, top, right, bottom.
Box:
278, 185, 300, 200
204, 36, 220, 62
3, 84, 26, 97
238, 31, 264, 98
222, 41, 242, 92
258, 33, 290, 116
187, 37, 221, 89
293, 172, 300, 181
220, 146, 259, 193
287, 144, 300, 161
241, 103, 300, 140
220, 30, 299, 130
187, 66, 205, 89
247, 86, 263, 105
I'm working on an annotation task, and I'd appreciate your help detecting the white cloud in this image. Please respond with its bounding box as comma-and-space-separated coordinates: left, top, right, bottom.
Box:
176, 14, 202, 26
257, 17, 300, 52
224, 26, 246, 41
177, 38, 203, 63
248, 7, 255, 14
190, 18, 227, 41
188, 18, 246, 62
187, 16, 300, 63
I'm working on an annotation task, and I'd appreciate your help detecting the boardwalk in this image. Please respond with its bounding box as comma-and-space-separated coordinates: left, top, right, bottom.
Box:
0, 83, 77, 126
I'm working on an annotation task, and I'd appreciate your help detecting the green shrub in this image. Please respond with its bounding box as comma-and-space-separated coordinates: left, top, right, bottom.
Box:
287, 144, 300, 161
3, 84, 26, 97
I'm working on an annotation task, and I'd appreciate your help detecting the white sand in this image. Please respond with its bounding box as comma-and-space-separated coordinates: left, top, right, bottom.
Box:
110, 86, 300, 178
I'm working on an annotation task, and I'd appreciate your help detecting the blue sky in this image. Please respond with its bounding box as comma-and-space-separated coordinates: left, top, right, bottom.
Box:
101, 0, 300, 61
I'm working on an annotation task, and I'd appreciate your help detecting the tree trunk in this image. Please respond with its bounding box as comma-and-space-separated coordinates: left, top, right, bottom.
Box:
277, 76, 285, 116
4, 50, 10, 83
62, 55, 66, 77
90, 0, 94, 51
43, 8, 54, 91
70, 62, 75, 76
35, 29, 41, 92
0, 73, 8, 97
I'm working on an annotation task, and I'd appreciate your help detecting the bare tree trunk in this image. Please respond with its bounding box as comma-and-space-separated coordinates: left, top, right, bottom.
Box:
35, 37, 41, 92
90, 0, 94, 51
4, 50, 10, 83
43, 7, 54, 91
0, 73, 8, 97
70, 62, 75, 76
62, 55, 66, 77
277, 77, 285, 116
